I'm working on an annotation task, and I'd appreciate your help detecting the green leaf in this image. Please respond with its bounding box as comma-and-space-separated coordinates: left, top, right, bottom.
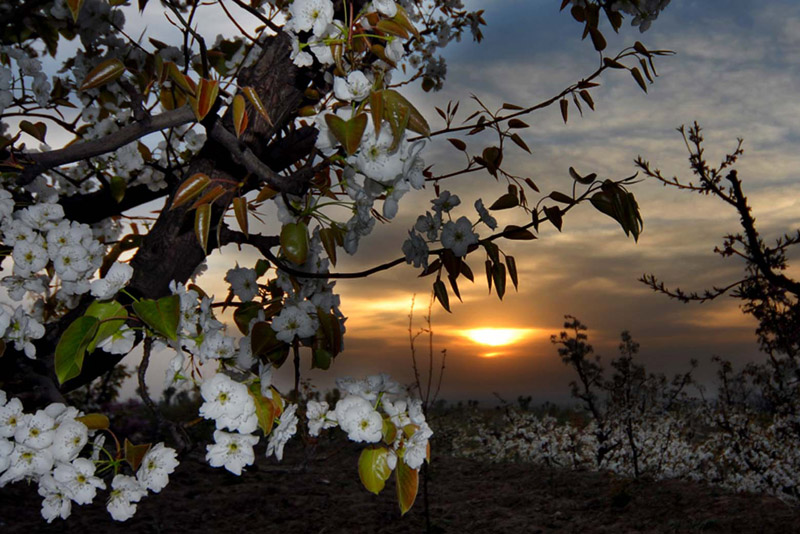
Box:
233, 196, 249, 237
319, 227, 338, 267
383, 89, 430, 138
312, 348, 332, 370
506, 255, 519, 290
251, 321, 289, 366
194, 203, 211, 253
280, 222, 309, 265
85, 300, 128, 352
132, 295, 180, 341
359, 446, 393, 495
248, 387, 276, 435
325, 113, 368, 156
170, 173, 210, 210
544, 206, 563, 231
396, 460, 419, 515
631, 67, 648, 93
433, 279, 451, 313
549, 191, 575, 205
233, 302, 263, 335
55, 316, 100, 384
109, 176, 126, 203
19, 120, 47, 143
502, 225, 536, 240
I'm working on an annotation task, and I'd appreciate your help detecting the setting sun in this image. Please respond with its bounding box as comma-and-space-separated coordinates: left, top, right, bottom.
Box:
461, 328, 535, 347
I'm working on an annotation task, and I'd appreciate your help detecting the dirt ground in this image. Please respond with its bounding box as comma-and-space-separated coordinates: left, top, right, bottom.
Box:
1, 436, 798, 534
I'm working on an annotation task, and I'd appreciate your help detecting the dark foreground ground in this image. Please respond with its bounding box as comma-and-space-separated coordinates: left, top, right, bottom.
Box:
1, 439, 798, 534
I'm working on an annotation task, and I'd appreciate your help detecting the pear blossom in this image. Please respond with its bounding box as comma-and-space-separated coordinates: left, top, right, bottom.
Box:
271, 302, 317, 343
335, 396, 382, 443
288, 0, 334, 37
440, 216, 478, 257
136, 443, 179, 493
373, 0, 398, 18
475, 198, 497, 229
106, 474, 147, 521
0, 443, 53, 486
53, 458, 105, 504
266, 404, 298, 461
333, 71, 372, 102
402, 230, 429, 269
206, 430, 259, 475
51, 420, 89, 464
199, 373, 258, 434
0, 397, 25, 438
306, 400, 337, 436
96, 328, 135, 355
14, 409, 55, 450
90, 261, 133, 300
38, 474, 72, 523
403, 422, 433, 469
225, 266, 259, 302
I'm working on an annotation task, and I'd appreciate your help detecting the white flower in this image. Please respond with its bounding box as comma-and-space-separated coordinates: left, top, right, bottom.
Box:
475, 199, 497, 229
15, 409, 55, 450
38, 474, 72, 523
402, 231, 428, 269
0, 443, 53, 486
266, 404, 298, 461
440, 216, 478, 257
52, 244, 90, 282
96, 328, 135, 355
373, 0, 398, 17
199, 330, 237, 362
415, 212, 441, 240
335, 396, 382, 443
431, 190, 460, 213
50, 419, 89, 464
53, 458, 105, 505
206, 430, 259, 475
288, 0, 334, 37
0, 397, 25, 438
403, 422, 433, 469
90, 262, 133, 300
225, 266, 259, 302
0, 437, 14, 474
271, 303, 317, 343
106, 474, 147, 522
5, 306, 45, 359
12, 240, 49, 276
306, 400, 337, 437
18, 203, 64, 231
136, 442, 179, 493
333, 71, 372, 102
199, 374, 258, 434
290, 37, 314, 67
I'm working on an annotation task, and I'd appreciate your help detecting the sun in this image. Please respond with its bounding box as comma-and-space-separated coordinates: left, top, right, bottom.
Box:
461, 328, 533, 347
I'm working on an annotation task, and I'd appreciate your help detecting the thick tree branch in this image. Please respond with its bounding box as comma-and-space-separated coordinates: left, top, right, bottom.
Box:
19, 106, 197, 185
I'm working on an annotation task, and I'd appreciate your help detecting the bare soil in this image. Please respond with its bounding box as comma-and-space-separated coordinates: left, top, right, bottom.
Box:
1, 437, 798, 534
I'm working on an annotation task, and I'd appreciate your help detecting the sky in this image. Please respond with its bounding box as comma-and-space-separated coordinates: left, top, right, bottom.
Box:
108, 0, 800, 404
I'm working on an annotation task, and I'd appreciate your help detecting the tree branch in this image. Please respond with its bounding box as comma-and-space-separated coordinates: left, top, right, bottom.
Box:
19, 106, 197, 185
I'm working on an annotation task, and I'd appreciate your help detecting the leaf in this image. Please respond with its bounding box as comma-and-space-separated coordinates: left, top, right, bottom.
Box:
489, 193, 518, 211
492, 262, 506, 300
255, 185, 278, 203
579, 90, 595, 111
66, 0, 85, 22
319, 227, 338, 267
325, 113, 367, 156
190, 184, 226, 210
312, 348, 332, 370
510, 133, 531, 154
506, 255, 519, 290
502, 225, 536, 240
233, 196, 248, 237
280, 222, 309, 265
124, 439, 151, 472
485, 260, 493, 293
191, 78, 219, 121
232, 94, 249, 138
19, 121, 46, 142
243, 87, 272, 124
603, 57, 626, 69
383, 89, 430, 138
359, 446, 393, 495
76, 413, 109, 430
317, 309, 344, 356
376, 19, 409, 39
55, 316, 99, 384
249, 388, 276, 435
396, 460, 419, 515
448, 138, 466, 151
630, 67, 648, 93
194, 203, 211, 252
544, 205, 563, 231
251, 321, 284, 359
524, 177, 539, 192
79, 58, 125, 91
170, 173, 210, 210
85, 300, 128, 352
568, 166, 596, 185
549, 191, 575, 205
589, 27, 606, 51
132, 295, 180, 341
433, 279, 451, 313
109, 176, 126, 203
166, 62, 196, 96
233, 302, 263, 334
507, 119, 529, 129
370, 91, 384, 136
560, 99, 569, 123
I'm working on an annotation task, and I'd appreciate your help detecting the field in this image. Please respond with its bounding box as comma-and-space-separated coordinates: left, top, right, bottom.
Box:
2, 422, 798, 534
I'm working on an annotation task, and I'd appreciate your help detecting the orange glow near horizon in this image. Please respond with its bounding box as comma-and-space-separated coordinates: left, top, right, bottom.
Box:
460, 328, 537, 347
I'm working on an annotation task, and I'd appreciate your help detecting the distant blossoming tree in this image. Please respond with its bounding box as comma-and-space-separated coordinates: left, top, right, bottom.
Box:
0, 0, 671, 522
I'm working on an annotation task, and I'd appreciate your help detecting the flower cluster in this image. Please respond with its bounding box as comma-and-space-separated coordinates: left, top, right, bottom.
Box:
307, 374, 433, 472
0, 389, 178, 522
